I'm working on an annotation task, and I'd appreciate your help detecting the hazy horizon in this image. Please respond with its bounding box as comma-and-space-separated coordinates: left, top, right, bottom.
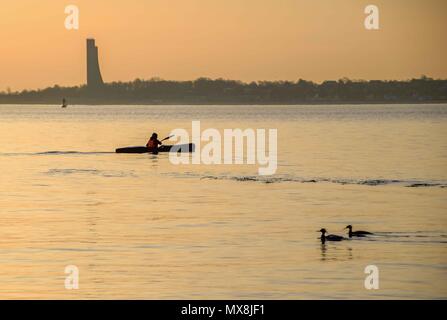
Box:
2, 0, 446, 91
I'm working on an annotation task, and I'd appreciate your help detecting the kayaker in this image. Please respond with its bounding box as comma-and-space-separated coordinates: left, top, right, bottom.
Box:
146, 132, 162, 153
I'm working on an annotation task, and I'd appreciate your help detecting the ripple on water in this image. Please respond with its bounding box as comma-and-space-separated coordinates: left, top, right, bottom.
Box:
164, 172, 447, 188
44, 168, 138, 178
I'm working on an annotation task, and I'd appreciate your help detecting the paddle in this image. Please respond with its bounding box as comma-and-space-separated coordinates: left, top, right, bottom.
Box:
160, 135, 174, 143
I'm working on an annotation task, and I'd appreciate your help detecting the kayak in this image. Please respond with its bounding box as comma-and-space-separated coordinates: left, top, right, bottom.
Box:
116, 143, 195, 154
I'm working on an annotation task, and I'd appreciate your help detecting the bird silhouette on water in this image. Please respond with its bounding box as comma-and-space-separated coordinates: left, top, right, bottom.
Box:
344, 225, 373, 238
318, 228, 345, 244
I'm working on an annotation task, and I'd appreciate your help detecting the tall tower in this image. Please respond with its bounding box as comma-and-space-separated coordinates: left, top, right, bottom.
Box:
86, 39, 104, 88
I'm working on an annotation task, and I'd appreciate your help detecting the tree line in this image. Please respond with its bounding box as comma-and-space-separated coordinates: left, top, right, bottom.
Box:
1, 76, 446, 104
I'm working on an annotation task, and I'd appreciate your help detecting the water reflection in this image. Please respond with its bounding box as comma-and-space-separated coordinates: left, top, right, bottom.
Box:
320, 243, 354, 262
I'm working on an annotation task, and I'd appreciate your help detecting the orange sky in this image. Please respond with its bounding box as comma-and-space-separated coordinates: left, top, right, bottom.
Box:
1, 0, 446, 91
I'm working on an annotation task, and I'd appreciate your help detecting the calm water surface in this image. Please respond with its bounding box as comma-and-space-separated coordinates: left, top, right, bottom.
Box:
0, 104, 446, 299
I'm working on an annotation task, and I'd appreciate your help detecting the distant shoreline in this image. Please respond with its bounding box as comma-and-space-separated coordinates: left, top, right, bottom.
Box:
1, 77, 446, 105
1, 101, 446, 106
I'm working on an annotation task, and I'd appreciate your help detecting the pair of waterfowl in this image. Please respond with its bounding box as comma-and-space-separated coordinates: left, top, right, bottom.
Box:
318, 225, 373, 243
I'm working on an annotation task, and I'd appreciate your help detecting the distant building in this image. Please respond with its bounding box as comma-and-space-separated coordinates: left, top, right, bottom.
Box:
86, 39, 104, 88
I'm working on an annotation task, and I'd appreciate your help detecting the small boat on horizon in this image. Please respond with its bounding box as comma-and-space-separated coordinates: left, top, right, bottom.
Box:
61, 98, 67, 108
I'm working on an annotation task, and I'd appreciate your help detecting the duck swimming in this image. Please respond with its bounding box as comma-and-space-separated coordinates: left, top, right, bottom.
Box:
345, 225, 373, 238
318, 228, 345, 244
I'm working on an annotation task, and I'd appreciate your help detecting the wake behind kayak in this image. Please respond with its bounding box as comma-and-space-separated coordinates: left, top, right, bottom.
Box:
116, 143, 195, 154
